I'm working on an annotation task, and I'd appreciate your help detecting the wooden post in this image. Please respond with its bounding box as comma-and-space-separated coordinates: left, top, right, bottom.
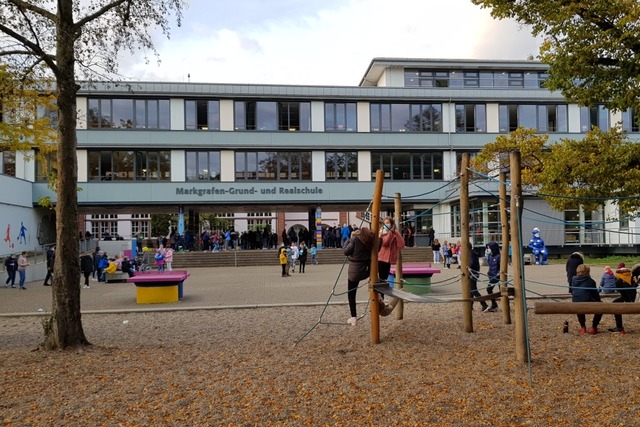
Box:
499, 171, 512, 324
460, 154, 473, 333
369, 170, 384, 344
394, 193, 404, 320
510, 151, 528, 363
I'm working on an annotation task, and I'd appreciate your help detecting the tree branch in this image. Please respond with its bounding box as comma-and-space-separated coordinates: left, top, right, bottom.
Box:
6, 0, 57, 22
73, 0, 129, 31
0, 22, 58, 73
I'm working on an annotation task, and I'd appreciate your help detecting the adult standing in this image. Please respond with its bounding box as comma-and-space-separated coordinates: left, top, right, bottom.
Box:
484, 241, 500, 312
565, 252, 584, 294
378, 217, 405, 283
17, 251, 29, 290
467, 242, 488, 312
80, 252, 94, 288
343, 227, 374, 326
431, 238, 441, 265
43, 246, 55, 286
427, 227, 435, 247
4, 254, 18, 288
298, 242, 308, 273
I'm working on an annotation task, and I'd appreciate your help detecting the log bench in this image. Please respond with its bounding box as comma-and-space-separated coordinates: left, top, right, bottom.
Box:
127, 270, 190, 304
534, 301, 640, 315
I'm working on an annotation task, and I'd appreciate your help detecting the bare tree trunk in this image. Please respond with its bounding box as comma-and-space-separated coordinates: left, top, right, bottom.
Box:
43, 3, 89, 349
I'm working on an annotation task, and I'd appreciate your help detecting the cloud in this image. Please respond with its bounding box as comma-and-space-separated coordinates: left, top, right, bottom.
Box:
119, 0, 542, 85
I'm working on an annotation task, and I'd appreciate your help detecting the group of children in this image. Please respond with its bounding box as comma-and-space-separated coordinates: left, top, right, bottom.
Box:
567, 252, 640, 335
278, 241, 317, 277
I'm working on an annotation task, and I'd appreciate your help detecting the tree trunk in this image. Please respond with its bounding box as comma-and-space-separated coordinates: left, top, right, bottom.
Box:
43, 3, 89, 349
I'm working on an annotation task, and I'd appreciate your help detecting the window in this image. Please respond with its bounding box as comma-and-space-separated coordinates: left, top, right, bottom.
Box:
455, 104, 486, 132
88, 150, 170, 181
370, 103, 442, 132
580, 105, 609, 132
88, 98, 170, 129
234, 101, 310, 131
404, 70, 449, 87
499, 104, 567, 133
91, 214, 118, 238
235, 151, 311, 180
35, 151, 58, 182
279, 102, 311, 131
186, 151, 221, 181
325, 102, 357, 131
564, 210, 580, 244
131, 214, 150, 238
36, 99, 58, 129
325, 152, 357, 180
622, 108, 640, 133
185, 100, 220, 130
404, 69, 548, 88
371, 151, 443, 180
1, 151, 16, 176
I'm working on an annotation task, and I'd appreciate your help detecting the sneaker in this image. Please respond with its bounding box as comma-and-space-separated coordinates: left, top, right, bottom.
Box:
579, 327, 587, 335
482, 306, 492, 313
608, 327, 626, 334
83, 285, 90, 289
347, 317, 357, 326
20, 287, 26, 290
10, 285, 16, 288
588, 327, 598, 335
480, 305, 489, 312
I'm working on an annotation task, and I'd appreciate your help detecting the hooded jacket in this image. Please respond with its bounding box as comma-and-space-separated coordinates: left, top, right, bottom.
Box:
565, 252, 584, 288
571, 274, 601, 303
615, 267, 637, 301
487, 241, 500, 284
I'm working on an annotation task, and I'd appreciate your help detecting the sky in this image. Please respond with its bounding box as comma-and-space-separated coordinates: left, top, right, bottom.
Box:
119, 0, 543, 86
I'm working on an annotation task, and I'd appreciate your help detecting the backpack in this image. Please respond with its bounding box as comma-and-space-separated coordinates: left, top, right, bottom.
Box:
98, 257, 109, 269
154, 252, 165, 261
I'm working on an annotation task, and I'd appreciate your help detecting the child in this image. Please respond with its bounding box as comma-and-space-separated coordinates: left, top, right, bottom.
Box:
310, 244, 318, 265
570, 264, 602, 334
599, 266, 616, 293
278, 244, 289, 277
609, 262, 636, 334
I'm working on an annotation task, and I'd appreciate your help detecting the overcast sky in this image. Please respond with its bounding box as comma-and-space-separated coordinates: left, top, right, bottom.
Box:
119, 0, 542, 86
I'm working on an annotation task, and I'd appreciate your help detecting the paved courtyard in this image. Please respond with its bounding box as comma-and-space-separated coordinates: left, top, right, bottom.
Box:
0, 261, 576, 316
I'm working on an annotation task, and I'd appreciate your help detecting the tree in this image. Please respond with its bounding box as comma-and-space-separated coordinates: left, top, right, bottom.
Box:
0, 0, 184, 350
472, 127, 640, 213
0, 65, 57, 166
472, 0, 640, 113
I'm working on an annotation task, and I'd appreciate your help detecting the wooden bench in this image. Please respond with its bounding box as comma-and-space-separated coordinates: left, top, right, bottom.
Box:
127, 270, 190, 304
535, 301, 640, 315
105, 272, 130, 283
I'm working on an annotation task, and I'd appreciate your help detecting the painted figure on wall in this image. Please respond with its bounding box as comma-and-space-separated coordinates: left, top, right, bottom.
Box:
17, 222, 27, 244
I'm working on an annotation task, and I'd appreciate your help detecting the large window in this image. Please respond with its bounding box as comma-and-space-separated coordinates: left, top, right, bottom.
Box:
88, 150, 170, 181
88, 98, 170, 129
186, 151, 221, 181
370, 103, 442, 132
404, 69, 548, 88
580, 105, 609, 132
455, 104, 486, 132
185, 100, 220, 130
1, 151, 16, 176
622, 108, 640, 133
325, 102, 357, 131
35, 151, 58, 182
325, 152, 357, 180
91, 214, 118, 239
131, 214, 150, 239
371, 151, 443, 180
499, 104, 568, 133
234, 101, 310, 131
235, 151, 311, 180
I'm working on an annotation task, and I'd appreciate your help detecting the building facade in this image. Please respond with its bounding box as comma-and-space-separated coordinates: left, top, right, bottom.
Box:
2, 57, 639, 256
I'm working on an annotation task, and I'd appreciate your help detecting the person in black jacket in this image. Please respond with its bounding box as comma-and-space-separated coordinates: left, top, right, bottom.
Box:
570, 264, 602, 335
467, 242, 488, 312
4, 254, 18, 288
608, 262, 637, 334
43, 246, 55, 286
343, 227, 374, 326
484, 241, 500, 312
565, 252, 584, 294
80, 253, 94, 288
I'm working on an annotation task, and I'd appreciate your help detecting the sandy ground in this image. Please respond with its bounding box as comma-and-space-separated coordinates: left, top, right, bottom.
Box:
2, 297, 640, 426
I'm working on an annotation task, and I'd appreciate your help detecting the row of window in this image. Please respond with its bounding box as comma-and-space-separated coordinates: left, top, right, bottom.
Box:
85, 98, 640, 134
30, 150, 444, 182
404, 69, 549, 89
